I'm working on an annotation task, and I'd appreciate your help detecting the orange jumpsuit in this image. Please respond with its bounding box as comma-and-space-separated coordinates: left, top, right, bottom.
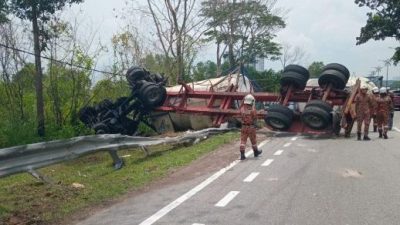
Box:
376, 95, 393, 134
240, 108, 258, 153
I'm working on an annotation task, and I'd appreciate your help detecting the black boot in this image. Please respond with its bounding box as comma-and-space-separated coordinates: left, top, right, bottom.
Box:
373, 126, 377, 132
254, 149, 263, 157
357, 132, 361, 141
240, 151, 246, 160
383, 132, 388, 139
363, 135, 371, 141
379, 130, 383, 138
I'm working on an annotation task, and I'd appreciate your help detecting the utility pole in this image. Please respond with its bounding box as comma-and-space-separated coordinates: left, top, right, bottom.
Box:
382, 59, 391, 88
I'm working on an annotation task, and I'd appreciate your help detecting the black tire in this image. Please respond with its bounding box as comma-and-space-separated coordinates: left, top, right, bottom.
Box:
265, 111, 292, 130
139, 83, 167, 109
97, 99, 114, 111
305, 100, 333, 113
78, 106, 97, 125
318, 69, 348, 90
268, 104, 294, 119
280, 71, 308, 90
301, 106, 332, 130
93, 123, 109, 134
284, 64, 310, 80
322, 63, 350, 79
126, 67, 147, 85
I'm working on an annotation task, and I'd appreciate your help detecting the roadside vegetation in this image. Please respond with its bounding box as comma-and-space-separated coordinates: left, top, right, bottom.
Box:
0, 132, 239, 224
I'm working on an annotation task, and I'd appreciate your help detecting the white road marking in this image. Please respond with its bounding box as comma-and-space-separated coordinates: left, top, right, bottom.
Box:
192, 223, 205, 225
394, 127, 400, 133
243, 172, 260, 183
258, 139, 270, 148
273, 150, 284, 156
215, 191, 240, 207
262, 159, 274, 167
283, 142, 292, 147
291, 137, 298, 141
139, 140, 270, 225
139, 139, 271, 225
139, 160, 239, 225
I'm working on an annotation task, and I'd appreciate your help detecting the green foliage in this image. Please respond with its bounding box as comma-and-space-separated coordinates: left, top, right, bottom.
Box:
246, 66, 281, 92
201, 0, 285, 67
91, 79, 130, 104
390, 80, 400, 89
192, 60, 217, 81
0, 132, 239, 224
308, 61, 325, 78
355, 0, 400, 64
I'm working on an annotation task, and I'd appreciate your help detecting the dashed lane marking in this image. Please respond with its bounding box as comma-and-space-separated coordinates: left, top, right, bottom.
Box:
243, 172, 260, 183
139, 139, 270, 225
262, 159, 274, 167
215, 191, 240, 207
273, 150, 284, 156
192, 223, 205, 225
283, 142, 292, 147
291, 137, 298, 141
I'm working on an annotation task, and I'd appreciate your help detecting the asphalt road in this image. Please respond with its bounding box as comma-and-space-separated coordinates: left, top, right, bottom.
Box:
77, 112, 400, 225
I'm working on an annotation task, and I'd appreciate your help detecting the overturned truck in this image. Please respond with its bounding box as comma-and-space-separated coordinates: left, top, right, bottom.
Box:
79, 64, 361, 136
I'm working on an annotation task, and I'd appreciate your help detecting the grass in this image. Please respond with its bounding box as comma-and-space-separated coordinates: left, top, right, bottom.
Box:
0, 132, 239, 225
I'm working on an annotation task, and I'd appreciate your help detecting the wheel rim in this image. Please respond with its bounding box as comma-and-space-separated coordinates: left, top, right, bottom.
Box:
304, 114, 323, 128
268, 118, 286, 129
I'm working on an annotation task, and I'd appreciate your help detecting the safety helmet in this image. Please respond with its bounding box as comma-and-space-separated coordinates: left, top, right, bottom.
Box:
372, 87, 379, 94
379, 87, 387, 94
244, 94, 255, 105
361, 84, 368, 89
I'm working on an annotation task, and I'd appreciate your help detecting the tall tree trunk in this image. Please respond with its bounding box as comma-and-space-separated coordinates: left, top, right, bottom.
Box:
216, 41, 222, 76
32, 5, 45, 137
228, 0, 236, 68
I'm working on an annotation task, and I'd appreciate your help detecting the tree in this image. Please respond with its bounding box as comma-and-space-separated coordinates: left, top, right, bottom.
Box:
308, 61, 325, 78
201, 0, 285, 70
144, 0, 206, 83
279, 43, 306, 69
355, 0, 400, 64
3, 0, 84, 136
192, 60, 217, 81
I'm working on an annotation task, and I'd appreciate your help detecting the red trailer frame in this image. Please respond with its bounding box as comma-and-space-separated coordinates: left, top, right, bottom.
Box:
154, 80, 361, 135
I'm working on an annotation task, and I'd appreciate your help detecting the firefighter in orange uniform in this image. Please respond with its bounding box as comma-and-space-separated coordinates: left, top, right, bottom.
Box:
376, 87, 394, 139
371, 87, 379, 132
240, 94, 262, 160
355, 85, 374, 140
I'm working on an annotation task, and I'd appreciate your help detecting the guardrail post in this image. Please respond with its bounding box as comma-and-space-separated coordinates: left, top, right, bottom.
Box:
28, 169, 53, 184
108, 149, 124, 170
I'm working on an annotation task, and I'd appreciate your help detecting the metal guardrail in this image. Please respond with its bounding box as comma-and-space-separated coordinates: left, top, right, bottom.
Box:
0, 128, 232, 180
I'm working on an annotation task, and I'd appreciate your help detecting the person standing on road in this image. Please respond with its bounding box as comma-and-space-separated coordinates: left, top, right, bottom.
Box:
376, 87, 394, 139
239, 94, 262, 160
371, 87, 380, 132
388, 89, 395, 131
355, 85, 375, 140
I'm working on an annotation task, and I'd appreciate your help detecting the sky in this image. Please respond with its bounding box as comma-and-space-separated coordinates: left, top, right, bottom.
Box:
67, 0, 400, 80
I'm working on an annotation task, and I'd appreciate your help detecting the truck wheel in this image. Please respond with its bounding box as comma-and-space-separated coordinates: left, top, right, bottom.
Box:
318, 69, 348, 90
265, 104, 294, 130
322, 63, 350, 79
284, 64, 310, 80
302, 106, 332, 130
126, 67, 147, 85
280, 71, 309, 90
305, 100, 333, 113
79, 106, 97, 125
265, 112, 292, 130
139, 83, 167, 109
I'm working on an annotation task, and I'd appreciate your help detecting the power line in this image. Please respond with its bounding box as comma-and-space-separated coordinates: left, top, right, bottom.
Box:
0, 42, 123, 77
